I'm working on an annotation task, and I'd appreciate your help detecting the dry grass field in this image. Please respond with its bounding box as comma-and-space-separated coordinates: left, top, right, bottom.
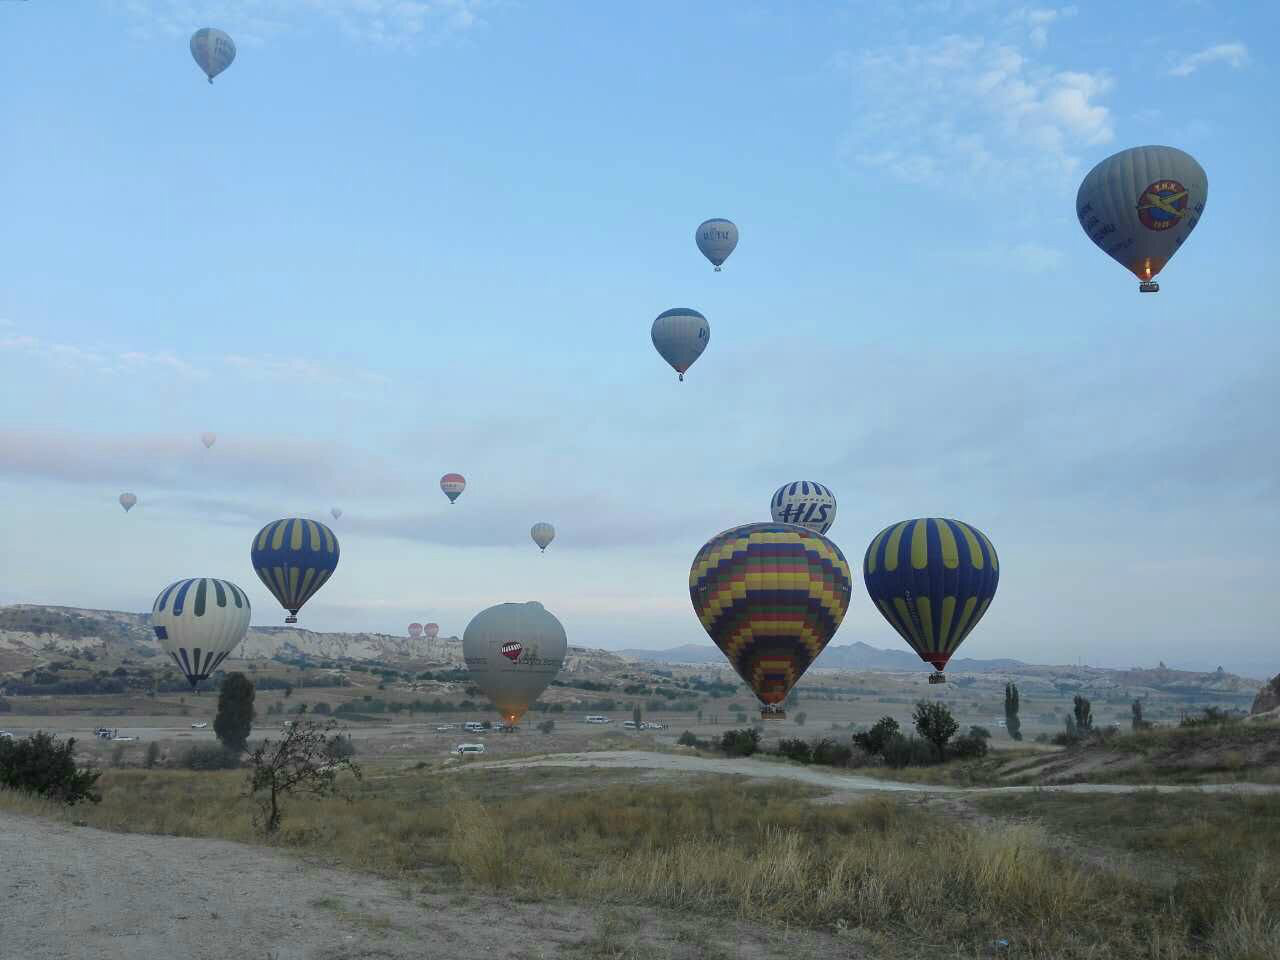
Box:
4, 755, 1279, 959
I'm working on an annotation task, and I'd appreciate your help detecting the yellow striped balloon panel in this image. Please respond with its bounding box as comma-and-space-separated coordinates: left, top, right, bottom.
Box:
250, 517, 341, 619
862, 518, 999, 672
689, 522, 852, 705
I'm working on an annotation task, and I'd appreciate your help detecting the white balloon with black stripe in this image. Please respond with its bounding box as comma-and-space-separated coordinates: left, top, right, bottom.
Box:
770, 481, 837, 534
151, 578, 252, 689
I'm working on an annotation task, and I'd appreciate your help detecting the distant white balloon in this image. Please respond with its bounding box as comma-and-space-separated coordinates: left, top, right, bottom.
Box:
190, 28, 236, 84
770, 481, 837, 534
1077, 145, 1207, 292
119, 492, 137, 513
331, 507, 343, 520
530, 522, 556, 552
200, 432, 217, 449
695, 218, 738, 271
651, 308, 710, 382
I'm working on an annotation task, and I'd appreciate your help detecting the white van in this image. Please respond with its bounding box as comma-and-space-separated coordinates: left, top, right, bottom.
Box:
585, 715, 611, 724
623, 720, 638, 729
463, 721, 486, 733
455, 743, 486, 756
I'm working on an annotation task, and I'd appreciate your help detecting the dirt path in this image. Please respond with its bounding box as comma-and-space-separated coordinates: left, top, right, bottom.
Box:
0, 811, 845, 960
465, 750, 1280, 796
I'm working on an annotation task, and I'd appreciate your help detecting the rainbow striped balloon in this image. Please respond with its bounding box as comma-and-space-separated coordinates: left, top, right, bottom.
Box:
690, 522, 852, 707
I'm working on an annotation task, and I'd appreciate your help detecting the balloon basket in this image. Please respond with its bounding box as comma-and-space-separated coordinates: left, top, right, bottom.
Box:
1139, 281, 1159, 293
928, 672, 946, 685
285, 616, 298, 624
760, 706, 786, 721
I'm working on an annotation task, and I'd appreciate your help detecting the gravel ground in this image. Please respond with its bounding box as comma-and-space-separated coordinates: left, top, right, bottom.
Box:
0, 810, 847, 960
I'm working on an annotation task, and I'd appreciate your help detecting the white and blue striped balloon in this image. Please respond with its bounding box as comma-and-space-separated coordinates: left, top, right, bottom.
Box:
770, 481, 837, 534
151, 578, 251, 688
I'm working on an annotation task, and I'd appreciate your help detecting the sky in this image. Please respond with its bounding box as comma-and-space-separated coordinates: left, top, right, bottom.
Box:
1, 1, 1276, 677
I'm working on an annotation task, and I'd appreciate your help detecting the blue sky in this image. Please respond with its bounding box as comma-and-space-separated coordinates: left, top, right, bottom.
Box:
1, 1, 1276, 676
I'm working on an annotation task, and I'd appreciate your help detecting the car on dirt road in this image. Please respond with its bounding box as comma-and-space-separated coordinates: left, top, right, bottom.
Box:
454, 743, 486, 756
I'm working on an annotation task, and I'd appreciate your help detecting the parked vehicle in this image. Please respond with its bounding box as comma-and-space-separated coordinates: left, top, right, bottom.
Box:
191, 722, 208, 729
455, 743, 486, 756
463, 721, 486, 733
623, 720, 638, 729
585, 715, 611, 724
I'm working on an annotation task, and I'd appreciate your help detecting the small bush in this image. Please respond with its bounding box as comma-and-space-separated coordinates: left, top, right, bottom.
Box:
881, 734, 936, 769
182, 744, 243, 770
777, 738, 812, 763
537, 719, 555, 734
720, 728, 760, 757
312, 702, 331, 715
676, 731, 710, 749
0, 732, 101, 804
810, 737, 854, 767
144, 741, 161, 769
950, 734, 990, 760
968, 725, 992, 740
327, 735, 356, 759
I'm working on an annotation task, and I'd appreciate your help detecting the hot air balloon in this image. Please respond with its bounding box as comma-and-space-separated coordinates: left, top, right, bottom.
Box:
530, 522, 555, 552
690, 522, 852, 719
440, 473, 466, 503
408, 622, 424, 640
424, 622, 440, 642
463, 602, 567, 728
651, 308, 709, 382
330, 507, 343, 520
190, 28, 236, 84
250, 518, 340, 624
863, 518, 999, 684
770, 481, 837, 535
1077, 145, 1207, 292
695, 218, 738, 271
200, 432, 217, 449
119, 492, 137, 513
151, 578, 251, 689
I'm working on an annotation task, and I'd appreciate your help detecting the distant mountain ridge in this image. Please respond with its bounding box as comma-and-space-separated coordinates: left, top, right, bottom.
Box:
619, 641, 1027, 673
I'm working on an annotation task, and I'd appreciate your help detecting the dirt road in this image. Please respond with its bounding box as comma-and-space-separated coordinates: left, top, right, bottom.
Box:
465, 750, 1280, 796
0, 810, 843, 960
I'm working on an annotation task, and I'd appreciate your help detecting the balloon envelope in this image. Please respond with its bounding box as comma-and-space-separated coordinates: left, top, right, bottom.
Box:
690, 522, 852, 706
330, 507, 342, 520
695, 218, 738, 270
119, 492, 137, 512
190, 28, 236, 83
200, 432, 216, 449
408, 622, 423, 639
530, 522, 556, 552
151, 578, 251, 688
424, 623, 440, 641
863, 518, 999, 674
250, 518, 340, 623
440, 473, 466, 503
463, 602, 567, 726
770, 481, 836, 535
651, 308, 709, 381
1077, 145, 1207, 288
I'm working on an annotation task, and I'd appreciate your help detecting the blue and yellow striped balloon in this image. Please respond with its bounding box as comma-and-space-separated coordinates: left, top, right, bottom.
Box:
250, 518, 340, 624
690, 522, 853, 707
863, 518, 998, 675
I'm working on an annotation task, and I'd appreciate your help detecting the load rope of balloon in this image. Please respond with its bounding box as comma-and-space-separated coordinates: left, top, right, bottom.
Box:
142, 29, 1208, 722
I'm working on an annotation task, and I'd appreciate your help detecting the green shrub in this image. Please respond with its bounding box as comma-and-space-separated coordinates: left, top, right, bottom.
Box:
810, 737, 854, 767
852, 716, 900, 756
968, 725, 992, 740
677, 730, 709, 749
144, 741, 161, 769
950, 734, 989, 760
913, 701, 959, 758
719, 728, 760, 757
0, 731, 101, 804
777, 737, 812, 763
182, 744, 243, 770
537, 719, 555, 734
881, 734, 936, 768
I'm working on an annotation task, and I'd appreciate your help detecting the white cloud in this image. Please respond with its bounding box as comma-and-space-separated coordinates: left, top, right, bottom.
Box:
840, 32, 1112, 185
1009, 5, 1077, 49
222, 353, 390, 388
114, 0, 488, 48
1170, 42, 1249, 77
0, 334, 205, 378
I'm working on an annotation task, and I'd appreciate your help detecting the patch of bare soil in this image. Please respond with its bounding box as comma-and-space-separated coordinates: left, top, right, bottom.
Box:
0, 811, 851, 960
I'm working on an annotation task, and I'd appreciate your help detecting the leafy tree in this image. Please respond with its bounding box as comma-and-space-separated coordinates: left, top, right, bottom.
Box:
913, 700, 959, 759
632, 704, 642, 728
719, 727, 760, 757
777, 737, 811, 763
1073, 695, 1093, 733
950, 734, 989, 760
853, 716, 900, 756
214, 672, 256, 752
1004, 682, 1022, 741
144, 741, 161, 769
245, 719, 362, 834
794, 711, 808, 727
312, 702, 331, 715
1131, 699, 1146, 731
810, 737, 853, 767
968, 725, 992, 739
0, 732, 101, 804
537, 719, 555, 734
1064, 712, 1078, 739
